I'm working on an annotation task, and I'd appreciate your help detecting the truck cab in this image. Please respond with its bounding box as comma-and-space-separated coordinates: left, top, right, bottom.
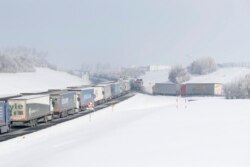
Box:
0, 101, 11, 134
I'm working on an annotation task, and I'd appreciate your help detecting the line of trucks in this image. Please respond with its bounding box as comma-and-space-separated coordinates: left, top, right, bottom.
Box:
0, 80, 132, 134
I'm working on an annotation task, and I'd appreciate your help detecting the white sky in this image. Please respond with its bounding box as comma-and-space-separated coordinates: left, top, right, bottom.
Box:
0, 0, 250, 68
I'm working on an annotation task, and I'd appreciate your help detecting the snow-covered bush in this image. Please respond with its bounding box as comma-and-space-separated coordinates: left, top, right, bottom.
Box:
189, 57, 217, 75
224, 75, 250, 99
168, 65, 190, 84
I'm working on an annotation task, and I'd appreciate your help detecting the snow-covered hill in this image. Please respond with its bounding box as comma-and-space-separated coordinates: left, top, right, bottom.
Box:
0, 68, 90, 95
185, 67, 250, 84
0, 94, 249, 167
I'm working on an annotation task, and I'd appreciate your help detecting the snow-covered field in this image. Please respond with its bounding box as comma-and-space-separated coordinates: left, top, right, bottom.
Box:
0, 68, 89, 95
185, 67, 250, 84
0, 94, 249, 167
0, 66, 249, 166
142, 67, 250, 93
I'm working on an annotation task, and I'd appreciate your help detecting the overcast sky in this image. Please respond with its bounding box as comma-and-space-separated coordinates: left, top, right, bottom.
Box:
0, 0, 250, 69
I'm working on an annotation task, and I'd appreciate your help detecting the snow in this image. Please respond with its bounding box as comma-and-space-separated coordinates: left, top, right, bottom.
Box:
0, 66, 250, 166
142, 69, 170, 93
0, 94, 250, 167
0, 68, 90, 95
185, 67, 250, 84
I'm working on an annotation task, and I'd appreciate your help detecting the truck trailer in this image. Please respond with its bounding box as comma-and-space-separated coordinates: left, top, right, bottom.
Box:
50, 91, 76, 118
9, 95, 52, 127
93, 86, 105, 105
95, 84, 112, 101
153, 83, 180, 96
120, 80, 131, 94
111, 82, 121, 98
0, 101, 10, 134
181, 83, 223, 96
69, 87, 95, 111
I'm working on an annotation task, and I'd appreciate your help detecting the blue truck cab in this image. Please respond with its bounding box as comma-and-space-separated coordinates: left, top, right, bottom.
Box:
0, 101, 11, 134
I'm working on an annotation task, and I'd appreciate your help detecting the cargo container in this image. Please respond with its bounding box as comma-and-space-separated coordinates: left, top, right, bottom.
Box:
9, 95, 52, 127
69, 87, 95, 111
181, 83, 223, 96
50, 91, 76, 118
111, 82, 121, 98
153, 83, 180, 96
120, 80, 131, 94
93, 86, 105, 105
0, 101, 10, 134
95, 84, 112, 101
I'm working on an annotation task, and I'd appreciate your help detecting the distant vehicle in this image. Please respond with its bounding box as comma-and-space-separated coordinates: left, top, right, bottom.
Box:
120, 80, 131, 94
132, 79, 143, 91
0, 101, 11, 134
181, 83, 223, 96
153, 83, 180, 96
9, 95, 52, 127
152, 82, 223, 96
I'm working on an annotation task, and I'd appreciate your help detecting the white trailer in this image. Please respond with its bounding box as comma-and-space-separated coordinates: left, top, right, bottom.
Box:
95, 84, 112, 101
93, 86, 105, 105
9, 95, 52, 127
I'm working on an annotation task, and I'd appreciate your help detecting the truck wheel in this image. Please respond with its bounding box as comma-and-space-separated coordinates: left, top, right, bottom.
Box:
31, 119, 38, 127
34, 119, 38, 127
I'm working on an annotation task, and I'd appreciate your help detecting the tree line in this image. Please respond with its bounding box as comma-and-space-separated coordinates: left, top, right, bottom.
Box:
0, 47, 49, 73
168, 57, 217, 84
